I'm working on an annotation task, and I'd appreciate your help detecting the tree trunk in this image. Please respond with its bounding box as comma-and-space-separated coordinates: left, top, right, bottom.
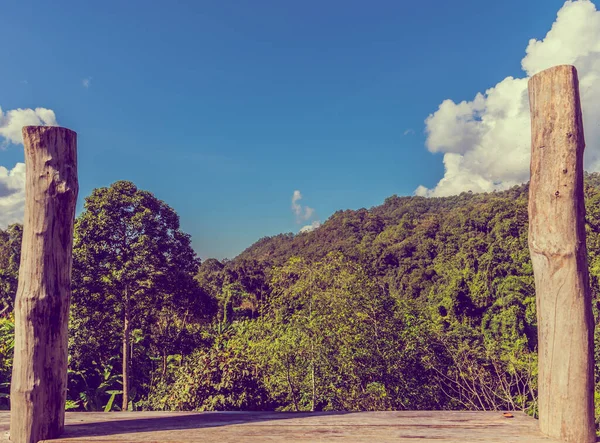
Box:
285, 358, 299, 412
122, 288, 131, 411
527, 65, 595, 443
10, 126, 78, 443
311, 358, 316, 412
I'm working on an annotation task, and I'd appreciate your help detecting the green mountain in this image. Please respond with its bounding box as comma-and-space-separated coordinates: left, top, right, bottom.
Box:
4, 174, 600, 416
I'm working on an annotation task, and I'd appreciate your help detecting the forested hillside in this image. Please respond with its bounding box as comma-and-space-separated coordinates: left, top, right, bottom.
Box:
1, 174, 600, 421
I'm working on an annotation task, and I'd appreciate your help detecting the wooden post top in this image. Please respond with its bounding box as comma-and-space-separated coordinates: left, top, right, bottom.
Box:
529, 64, 577, 76
22, 125, 77, 136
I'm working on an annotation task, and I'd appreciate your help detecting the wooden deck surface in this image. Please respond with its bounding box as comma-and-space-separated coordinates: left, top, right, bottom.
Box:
0, 411, 566, 442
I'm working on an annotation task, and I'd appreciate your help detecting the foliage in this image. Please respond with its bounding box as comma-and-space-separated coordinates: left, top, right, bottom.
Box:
0, 225, 22, 313
229, 179, 541, 412
70, 180, 213, 410
6, 174, 600, 419
246, 253, 438, 411
0, 315, 14, 409
145, 324, 272, 411
67, 356, 123, 411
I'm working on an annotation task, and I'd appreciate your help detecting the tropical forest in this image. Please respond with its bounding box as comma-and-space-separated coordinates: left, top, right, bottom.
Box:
2, 173, 600, 426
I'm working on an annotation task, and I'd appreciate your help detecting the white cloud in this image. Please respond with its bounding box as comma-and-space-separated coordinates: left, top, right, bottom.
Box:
291, 190, 316, 222
0, 105, 59, 227
0, 163, 26, 227
300, 221, 321, 233
417, 0, 600, 197
0, 106, 58, 146
291, 190, 302, 216
82, 77, 92, 88
403, 129, 415, 136
291, 190, 321, 232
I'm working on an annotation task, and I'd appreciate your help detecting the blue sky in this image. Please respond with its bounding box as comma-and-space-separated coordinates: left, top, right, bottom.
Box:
0, 0, 580, 258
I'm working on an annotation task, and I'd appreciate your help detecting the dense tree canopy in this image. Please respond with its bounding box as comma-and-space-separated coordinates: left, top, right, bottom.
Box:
69, 181, 212, 411
0, 224, 22, 313
3, 174, 600, 425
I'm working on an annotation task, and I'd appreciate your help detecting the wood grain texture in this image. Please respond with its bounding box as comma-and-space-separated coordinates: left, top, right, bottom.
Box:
527, 65, 596, 443
0, 411, 563, 443
10, 127, 78, 443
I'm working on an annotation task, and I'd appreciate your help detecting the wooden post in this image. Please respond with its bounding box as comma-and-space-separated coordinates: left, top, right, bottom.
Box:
527, 65, 595, 443
10, 126, 78, 443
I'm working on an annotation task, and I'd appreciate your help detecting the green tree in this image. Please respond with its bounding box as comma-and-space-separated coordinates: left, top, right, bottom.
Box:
250, 253, 437, 411
0, 224, 22, 312
146, 322, 272, 411
0, 315, 14, 408
71, 181, 208, 411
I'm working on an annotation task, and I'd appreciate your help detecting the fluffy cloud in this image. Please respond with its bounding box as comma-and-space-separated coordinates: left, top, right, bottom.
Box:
0, 106, 58, 227
0, 163, 26, 227
291, 190, 321, 232
300, 221, 322, 233
291, 190, 316, 222
0, 106, 58, 146
417, 0, 600, 197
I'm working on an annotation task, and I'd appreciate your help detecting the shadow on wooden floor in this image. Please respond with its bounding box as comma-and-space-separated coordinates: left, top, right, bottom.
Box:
59, 411, 351, 439
0, 411, 570, 442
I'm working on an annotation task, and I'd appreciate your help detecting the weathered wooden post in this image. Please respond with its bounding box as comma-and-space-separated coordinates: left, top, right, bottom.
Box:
10, 126, 78, 443
528, 65, 595, 443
